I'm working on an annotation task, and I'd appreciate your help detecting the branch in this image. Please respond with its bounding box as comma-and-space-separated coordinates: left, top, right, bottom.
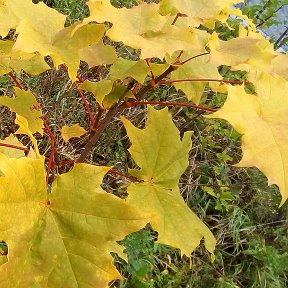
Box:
77, 65, 177, 162
158, 78, 248, 86
126, 101, 217, 113
41, 116, 59, 184
77, 88, 95, 127
0, 142, 29, 152
180, 52, 210, 65
9, 72, 24, 90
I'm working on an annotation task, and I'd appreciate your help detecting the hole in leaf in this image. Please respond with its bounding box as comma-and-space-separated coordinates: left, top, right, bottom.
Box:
0, 241, 8, 255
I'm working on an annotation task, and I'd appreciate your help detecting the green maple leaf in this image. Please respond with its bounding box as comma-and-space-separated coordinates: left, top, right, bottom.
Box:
171, 53, 222, 104
0, 40, 49, 76
0, 156, 148, 287
122, 106, 216, 257
110, 58, 149, 84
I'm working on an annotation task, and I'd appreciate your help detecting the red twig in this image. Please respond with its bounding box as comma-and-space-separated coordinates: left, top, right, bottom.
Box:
9, 72, 24, 90
0, 142, 29, 152
180, 52, 210, 65
60, 160, 143, 183
77, 88, 95, 127
108, 170, 143, 183
171, 13, 185, 25
41, 116, 59, 185
158, 78, 248, 85
145, 58, 155, 86
126, 101, 217, 113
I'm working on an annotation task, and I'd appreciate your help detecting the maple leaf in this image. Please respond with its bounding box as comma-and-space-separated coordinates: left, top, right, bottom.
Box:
110, 58, 149, 84
0, 88, 43, 135
122, 106, 216, 257
0, 0, 66, 38
171, 53, 222, 104
14, 22, 106, 81
60, 124, 87, 143
207, 73, 288, 206
0, 40, 49, 76
0, 157, 148, 287
208, 32, 277, 71
159, 0, 243, 26
86, 0, 205, 59
80, 42, 117, 68
79, 80, 113, 106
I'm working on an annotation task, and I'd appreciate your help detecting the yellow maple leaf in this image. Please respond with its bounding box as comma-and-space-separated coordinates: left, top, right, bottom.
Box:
0, 0, 66, 38
159, 0, 243, 26
209, 32, 277, 71
60, 124, 87, 143
14, 22, 106, 81
0, 88, 43, 135
122, 106, 216, 257
0, 40, 49, 76
86, 0, 204, 59
206, 74, 288, 206
0, 157, 148, 287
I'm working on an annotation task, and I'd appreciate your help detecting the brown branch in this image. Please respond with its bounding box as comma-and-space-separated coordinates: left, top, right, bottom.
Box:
77, 65, 177, 162
126, 101, 217, 113
77, 88, 95, 127
9, 72, 24, 90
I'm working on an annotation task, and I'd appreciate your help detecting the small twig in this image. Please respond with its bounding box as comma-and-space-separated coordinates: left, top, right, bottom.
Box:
77, 88, 95, 127
145, 58, 155, 86
180, 52, 210, 65
126, 101, 217, 113
8, 72, 24, 90
0, 142, 29, 152
91, 105, 104, 133
108, 170, 143, 183
158, 78, 248, 86
41, 116, 59, 184
59, 160, 142, 183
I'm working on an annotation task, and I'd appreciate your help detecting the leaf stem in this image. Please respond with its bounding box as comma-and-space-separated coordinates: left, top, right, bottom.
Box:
126, 101, 217, 112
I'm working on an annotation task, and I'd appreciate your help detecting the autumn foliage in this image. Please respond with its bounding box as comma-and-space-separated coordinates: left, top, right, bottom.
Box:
0, 0, 287, 287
